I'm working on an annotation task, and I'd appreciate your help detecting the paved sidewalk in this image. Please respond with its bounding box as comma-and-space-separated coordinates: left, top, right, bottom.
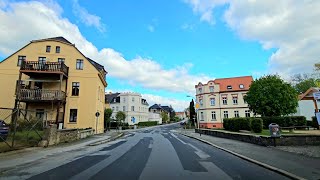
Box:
177, 129, 320, 180
0, 131, 121, 170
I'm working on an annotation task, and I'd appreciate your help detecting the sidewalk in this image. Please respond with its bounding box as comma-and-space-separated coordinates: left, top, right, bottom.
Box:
177, 129, 320, 180
0, 130, 122, 170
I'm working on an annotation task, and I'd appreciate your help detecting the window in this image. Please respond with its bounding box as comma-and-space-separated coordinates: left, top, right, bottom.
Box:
36, 109, 45, 121
123, 106, 126, 111
227, 85, 232, 89
56, 46, 60, 53
198, 88, 202, 93
123, 97, 126, 103
38, 57, 46, 64
210, 98, 215, 106
234, 110, 239, 118
245, 110, 250, 117
243, 95, 247, 104
223, 111, 228, 119
46, 46, 51, 53
76, 59, 83, 70
131, 106, 134, 111
72, 82, 80, 96
69, 109, 77, 122
116, 106, 119, 111
200, 112, 204, 121
209, 86, 214, 92
211, 111, 216, 120
233, 97, 238, 105
222, 97, 227, 105
199, 99, 203, 106
58, 58, 65, 63
132, 97, 135, 102
17, 56, 26, 66
112, 107, 115, 111
239, 84, 244, 89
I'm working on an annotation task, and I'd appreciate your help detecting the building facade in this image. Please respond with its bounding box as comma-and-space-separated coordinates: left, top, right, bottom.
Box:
0, 37, 107, 133
195, 76, 254, 128
107, 92, 149, 125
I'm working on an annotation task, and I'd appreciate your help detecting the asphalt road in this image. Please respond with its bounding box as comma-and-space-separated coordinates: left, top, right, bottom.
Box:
23, 123, 289, 180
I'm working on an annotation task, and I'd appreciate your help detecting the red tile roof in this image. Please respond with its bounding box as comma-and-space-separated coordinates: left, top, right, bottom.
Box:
214, 76, 253, 92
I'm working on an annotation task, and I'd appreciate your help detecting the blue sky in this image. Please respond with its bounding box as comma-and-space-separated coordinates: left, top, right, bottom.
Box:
0, 0, 318, 111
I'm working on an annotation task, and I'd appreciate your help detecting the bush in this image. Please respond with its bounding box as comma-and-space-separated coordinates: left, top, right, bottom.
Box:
251, 118, 263, 133
261, 116, 306, 128
311, 116, 319, 129
138, 121, 158, 127
223, 118, 250, 132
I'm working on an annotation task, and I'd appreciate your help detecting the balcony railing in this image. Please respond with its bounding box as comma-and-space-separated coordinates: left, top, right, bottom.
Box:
20, 61, 69, 76
17, 89, 66, 102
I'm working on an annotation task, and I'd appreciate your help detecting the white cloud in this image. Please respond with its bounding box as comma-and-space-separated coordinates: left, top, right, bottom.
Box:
0, 1, 211, 95
142, 94, 189, 112
183, 0, 229, 25
184, 0, 320, 79
72, 0, 106, 33
181, 23, 195, 31
147, 25, 155, 32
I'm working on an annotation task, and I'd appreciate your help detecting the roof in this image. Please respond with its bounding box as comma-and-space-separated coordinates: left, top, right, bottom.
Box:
31, 36, 73, 45
141, 98, 149, 106
105, 93, 120, 103
149, 104, 162, 110
197, 76, 253, 92
87, 57, 107, 73
298, 87, 320, 100
161, 106, 174, 112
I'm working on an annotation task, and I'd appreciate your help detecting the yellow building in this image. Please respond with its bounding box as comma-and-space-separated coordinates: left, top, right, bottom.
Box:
195, 76, 253, 129
0, 37, 107, 133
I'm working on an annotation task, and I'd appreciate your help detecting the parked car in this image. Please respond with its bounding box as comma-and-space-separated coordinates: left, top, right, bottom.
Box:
0, 120, 9, 141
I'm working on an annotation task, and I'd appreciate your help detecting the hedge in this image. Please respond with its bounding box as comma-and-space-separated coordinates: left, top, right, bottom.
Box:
310, 116, 319, 129
223, 117, 262, 133
261, 116, 306, 128
138, 121, 158, 127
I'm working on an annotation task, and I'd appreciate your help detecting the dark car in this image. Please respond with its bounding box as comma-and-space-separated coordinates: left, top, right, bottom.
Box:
0, 120, 9, 141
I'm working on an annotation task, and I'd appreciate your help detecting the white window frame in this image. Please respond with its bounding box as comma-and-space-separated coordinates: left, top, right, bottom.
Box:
200, 112, 204, 121
234, 110, 239, 118
210, 98, 215, 106
233, 97, 238, 105
198, 88, 202, 93
211, 111, 216, 121
209, 86, 214, 92
223, 111, 228, 119
222, 97, 227, 105
245, 110, 250, 117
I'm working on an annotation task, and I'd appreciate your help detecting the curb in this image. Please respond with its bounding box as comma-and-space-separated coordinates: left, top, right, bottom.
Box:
180, 133, 306, 180
87, 133, 124, 146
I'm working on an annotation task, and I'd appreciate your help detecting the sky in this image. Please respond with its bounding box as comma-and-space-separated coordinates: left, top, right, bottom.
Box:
0, 0, 319, 111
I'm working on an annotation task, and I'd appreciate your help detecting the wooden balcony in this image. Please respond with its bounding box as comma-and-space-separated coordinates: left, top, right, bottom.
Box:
20, 61, 69, 77
17, 89, 66, 102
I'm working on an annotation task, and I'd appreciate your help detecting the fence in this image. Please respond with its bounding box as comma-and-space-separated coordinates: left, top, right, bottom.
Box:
0, 108, 54, 152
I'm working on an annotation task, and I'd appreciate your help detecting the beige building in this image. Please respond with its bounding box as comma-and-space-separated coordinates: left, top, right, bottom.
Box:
0, 37, 107, 133
195, 76, 253, 128
106, 92, 149, 125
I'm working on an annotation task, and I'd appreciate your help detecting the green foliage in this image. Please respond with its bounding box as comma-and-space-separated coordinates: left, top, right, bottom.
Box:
189, 99, 196, 125
311, 116, 319, 129
245, 75, 298, 116
294, 78, 316, 93
138, 121, 158, 126
115, 111, 126, 126
251, 118, 263, 133
16, 117, 43, 131
161, 112, 169, 123
224, 117, 262, 133
174, 116, 180, 122
104, 108, 113, 129
261, 116, 306, 128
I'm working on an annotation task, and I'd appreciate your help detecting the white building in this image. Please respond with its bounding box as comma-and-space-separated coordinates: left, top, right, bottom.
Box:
148, 113, 162, 124
107, 92, 149, 125
293, 87, 320, 120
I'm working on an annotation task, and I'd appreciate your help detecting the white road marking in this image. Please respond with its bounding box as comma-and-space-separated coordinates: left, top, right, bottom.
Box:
170, 133, 187, 144
188, 143, 211, 159
199, 162, 233, 179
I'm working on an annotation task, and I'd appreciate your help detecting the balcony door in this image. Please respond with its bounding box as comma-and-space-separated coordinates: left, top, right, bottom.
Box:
34, 82, 43, 100
38, 57, 46, 70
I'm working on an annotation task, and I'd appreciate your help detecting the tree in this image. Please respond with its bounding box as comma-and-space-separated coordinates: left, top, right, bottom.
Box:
291, 73, 316, 93
115, 111, 126, 128
104, 108, 113, 131
189, 99, 196, 126
160, 112, 169, 123
169, 105, 176, 121
244, 75, 298, 117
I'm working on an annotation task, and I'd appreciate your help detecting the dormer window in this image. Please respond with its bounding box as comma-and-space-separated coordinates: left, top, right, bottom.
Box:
239, 84, 244, 89
209, 86, 214, 92
198, 88, 202, 93
227, 85, 232, 89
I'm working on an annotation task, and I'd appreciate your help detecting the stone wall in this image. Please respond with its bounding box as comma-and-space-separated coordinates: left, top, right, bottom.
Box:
195, 129, 320, 146
41, 125, 94, 146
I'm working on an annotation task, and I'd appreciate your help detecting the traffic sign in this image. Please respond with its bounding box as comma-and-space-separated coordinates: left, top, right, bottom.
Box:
95, 112, 100, 117
313, 92, 320, 100
195, 103, 200, 109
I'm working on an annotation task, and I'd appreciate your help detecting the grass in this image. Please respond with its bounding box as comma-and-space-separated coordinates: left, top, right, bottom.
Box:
0, 130, 44, 153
